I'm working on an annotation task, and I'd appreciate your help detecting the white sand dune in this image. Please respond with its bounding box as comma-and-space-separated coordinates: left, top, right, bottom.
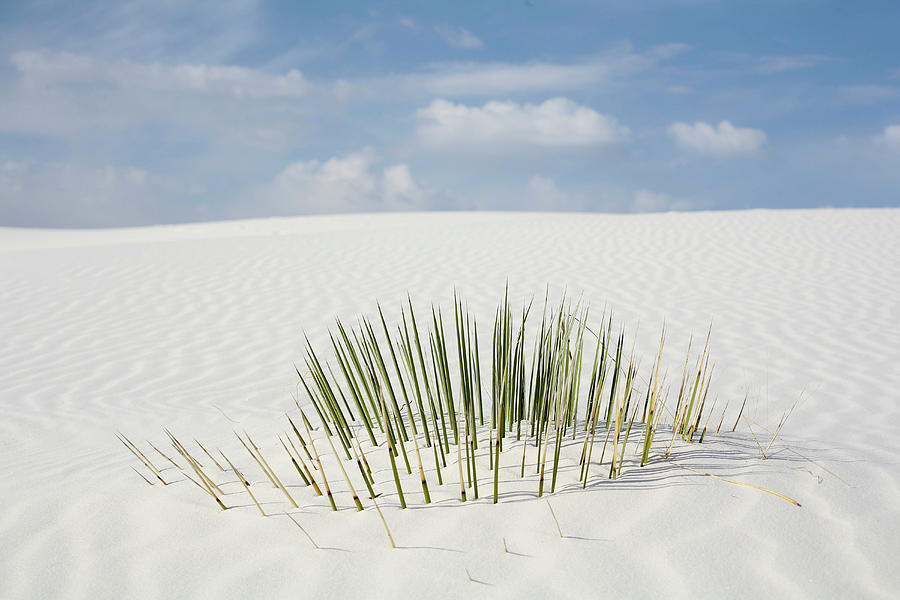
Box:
1, 209, 898, 599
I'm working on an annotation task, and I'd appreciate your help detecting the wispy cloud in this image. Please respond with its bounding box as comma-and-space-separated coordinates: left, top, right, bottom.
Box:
754, 54, 831, 74
838, 84, 900, 103
346, 43, 688, 98
416, 98, 628, 148
1, 49, 314, 153
434, 25, 484, 49
3, 0, 261, 64
714, 52, 834, 75
12, 50, 308, 98
668, 120, 766, 157
398, 16, 421, 30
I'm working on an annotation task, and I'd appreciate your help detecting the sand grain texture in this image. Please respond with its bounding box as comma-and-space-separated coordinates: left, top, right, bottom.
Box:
1, 210, 898, 599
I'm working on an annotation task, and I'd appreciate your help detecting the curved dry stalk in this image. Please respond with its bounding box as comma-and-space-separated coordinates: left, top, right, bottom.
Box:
285, 512, 319, 549
370, 494, 396, 549
546, 500, 563, 537
671, 462, 801, 507
746, 416, 848, 486
221, 451, 265, 516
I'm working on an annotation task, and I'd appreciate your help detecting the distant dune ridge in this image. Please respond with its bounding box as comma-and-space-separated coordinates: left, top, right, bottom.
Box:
1, 209, 898, 599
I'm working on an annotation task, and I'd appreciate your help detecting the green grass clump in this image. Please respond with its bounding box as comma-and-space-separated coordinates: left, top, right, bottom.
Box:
121, 287, 802, 546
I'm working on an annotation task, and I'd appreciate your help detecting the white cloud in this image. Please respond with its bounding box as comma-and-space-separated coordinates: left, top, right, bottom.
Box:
416, 98, 629, 148
263, 152, 375, 214
434, 25, 484, 49
382, 164, 426, 208
668, 120, 766, 157
877, 125, 900, 150
632, 189, 691, 213
255, 151, 430, 215
399, 17, 421, 30
11, 50, 308, 98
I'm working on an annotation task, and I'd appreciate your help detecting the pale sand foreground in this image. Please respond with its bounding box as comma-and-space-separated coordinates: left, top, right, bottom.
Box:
1, 210, 898, 599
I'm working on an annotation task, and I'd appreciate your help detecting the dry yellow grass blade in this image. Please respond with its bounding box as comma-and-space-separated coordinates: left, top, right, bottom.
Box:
410, 421, 431, 503
180, 466, 227, 510
742, 415, 768, 458
221, 452, 265, 516
762, 401, 798, 457
195, 439, 225, 471
120, 433, 161, 472
671, 462, 800, 506
322, 430, 364, 511
355, 436, 373, 477
349, 437, 376, 499
370, 494, 396, 549
149, 441, 181, 470
244, 432, 298, 509
746, 416, 848, 486
187, 452, 224, 495
286, 411, 316, 464
285, 512, 319, 549
168, 431, 224, 495
131, 466, 154, 485
302, 416, 337, 511
284, 433, 321, 494
220, 449, 250, 486
236, 433, 276, 484
546, 500, 563, 537
117, 433, 167, 485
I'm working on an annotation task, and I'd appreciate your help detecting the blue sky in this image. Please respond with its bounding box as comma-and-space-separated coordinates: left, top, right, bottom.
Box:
1, 0, 899, 227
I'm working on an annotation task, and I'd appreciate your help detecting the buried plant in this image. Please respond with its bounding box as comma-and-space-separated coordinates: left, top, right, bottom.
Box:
121, 288, 802, 546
